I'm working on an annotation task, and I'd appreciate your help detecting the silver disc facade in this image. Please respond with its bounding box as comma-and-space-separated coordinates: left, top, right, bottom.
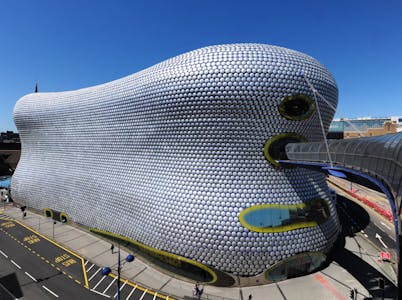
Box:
12, 44, 340, 286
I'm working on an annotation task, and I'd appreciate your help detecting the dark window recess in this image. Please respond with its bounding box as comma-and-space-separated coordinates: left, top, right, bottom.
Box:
91, 230, 216, 284
264, 133, 307, 166
278, 94, 315, 121
265, 252, 326, 282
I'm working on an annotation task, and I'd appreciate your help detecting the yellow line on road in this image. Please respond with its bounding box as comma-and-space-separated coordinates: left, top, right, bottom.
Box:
10, 219, 89, 288
0, 218, 88, 287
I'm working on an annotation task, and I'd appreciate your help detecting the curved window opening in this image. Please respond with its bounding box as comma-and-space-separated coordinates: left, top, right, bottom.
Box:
278, 94, 315, 121
60, 212, 68, 223
264, 133, 307, 166
265, 252, 326, 282
44, 208, 53, 219
90, 228, 218, 284
239, 199, 330, 233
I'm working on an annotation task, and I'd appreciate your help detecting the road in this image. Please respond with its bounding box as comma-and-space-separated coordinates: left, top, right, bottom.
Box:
0, 191, 398, 300
331, 182, 396, 247
0, 215, 101, 299
0, 213, 173, 300
332, 188, 398, 282
0, 250, 54, 299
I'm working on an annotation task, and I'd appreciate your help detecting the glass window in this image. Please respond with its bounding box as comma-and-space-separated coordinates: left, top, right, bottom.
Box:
265, 252, 327, 282
278, 94, 315, 121
90, 228, 218, 284
239, 199, 330, 233
264, 133, 307, 166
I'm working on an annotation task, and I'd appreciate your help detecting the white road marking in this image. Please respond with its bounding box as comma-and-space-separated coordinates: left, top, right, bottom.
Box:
90, 288, 111, 298
24, 271, 37, 282
103, 277, 117, 293
93, 275, 107, 289
126, 285, 137, 300
88, 267, 102, 281
375, 233, 388, 249
0, 250, 8, 258
360, 230, 369, 237
139, 289, 148, 300
42, 285, 59, 298
87, 263, 95, 272
84, 260, 89, 266
153, 293, 158, 300
380, 221, 392, 231
10, 260, 21, 269
113, 279, 128, 298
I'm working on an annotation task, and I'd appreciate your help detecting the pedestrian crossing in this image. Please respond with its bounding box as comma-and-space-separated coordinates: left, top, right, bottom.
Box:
84, 260, 172, 300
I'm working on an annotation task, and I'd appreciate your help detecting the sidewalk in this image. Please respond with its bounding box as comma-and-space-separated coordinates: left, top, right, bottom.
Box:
1, 204, 237, 300
1, 203, 394, 300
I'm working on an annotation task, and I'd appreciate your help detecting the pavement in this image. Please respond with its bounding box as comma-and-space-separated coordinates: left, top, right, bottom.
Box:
0, 195, 398, 300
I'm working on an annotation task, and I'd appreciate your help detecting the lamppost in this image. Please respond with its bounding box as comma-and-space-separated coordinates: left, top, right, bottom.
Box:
52, 220, 56, 239
102, 243, 134, 300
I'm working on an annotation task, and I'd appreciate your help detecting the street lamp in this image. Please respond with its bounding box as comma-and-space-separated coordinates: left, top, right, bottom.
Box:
102, 243, 134, 300
52, 220, 56, 239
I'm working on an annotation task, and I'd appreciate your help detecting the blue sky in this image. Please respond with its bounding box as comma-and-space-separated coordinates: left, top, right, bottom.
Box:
1, 0, 401, 131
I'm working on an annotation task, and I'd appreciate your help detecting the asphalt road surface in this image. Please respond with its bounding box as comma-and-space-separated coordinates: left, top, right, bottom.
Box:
0, 214, 172, 300
0, 216, 101, 299
335, 192, 398, 279
333, 186, 396, 249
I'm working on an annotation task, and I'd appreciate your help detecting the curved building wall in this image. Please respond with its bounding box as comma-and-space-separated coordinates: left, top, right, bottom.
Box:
12, 44, 340, 285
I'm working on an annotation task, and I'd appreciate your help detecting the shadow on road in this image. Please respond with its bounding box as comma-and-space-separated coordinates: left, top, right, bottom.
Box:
336, 195, 370, 236
323, 195, 398, 299
329, 241, 397, 299
20, 270, 63, 286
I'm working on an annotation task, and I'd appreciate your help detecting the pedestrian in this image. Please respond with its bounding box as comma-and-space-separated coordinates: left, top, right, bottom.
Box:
195, 283, 204, 300
193, 283, 201, 299
248, 294, 252, 300
197, 284, 203, 300
110, 243, 114, 254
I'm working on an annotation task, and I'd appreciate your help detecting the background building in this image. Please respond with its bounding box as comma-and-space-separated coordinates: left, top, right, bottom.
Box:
0, 131, 20, 143
0, 131, 20, 176
328, 116, 402, 139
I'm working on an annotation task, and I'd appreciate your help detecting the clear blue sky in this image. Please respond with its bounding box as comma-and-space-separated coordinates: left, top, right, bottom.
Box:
1, 0, 401, 131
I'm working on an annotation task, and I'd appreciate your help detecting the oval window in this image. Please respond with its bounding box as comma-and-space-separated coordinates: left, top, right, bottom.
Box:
264, 133, 307, 166
278, 94, 315, 121
265, 252, 327, 282
90, 228, 219, 284
239, 199, 330, 233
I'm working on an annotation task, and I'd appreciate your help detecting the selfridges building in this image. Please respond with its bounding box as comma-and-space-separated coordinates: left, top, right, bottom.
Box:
12, 44, 340, 286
